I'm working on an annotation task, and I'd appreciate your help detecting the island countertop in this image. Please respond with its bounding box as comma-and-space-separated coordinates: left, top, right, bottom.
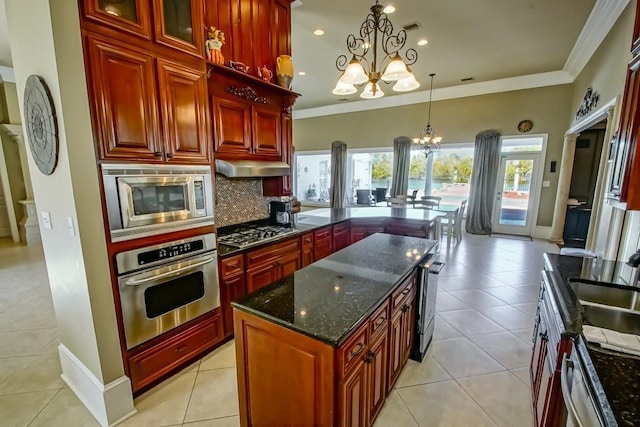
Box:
231, 233, 438, 346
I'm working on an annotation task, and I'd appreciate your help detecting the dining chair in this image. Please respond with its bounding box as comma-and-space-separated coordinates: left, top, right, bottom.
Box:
420, 196, 442, 210
407, 190, 419, 207
388, 197, 407, 208
441, 200, 467, 242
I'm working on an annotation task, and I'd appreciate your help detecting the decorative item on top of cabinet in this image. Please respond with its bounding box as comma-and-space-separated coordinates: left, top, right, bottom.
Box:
205, 26, 225, 64
276, 54, 294, 88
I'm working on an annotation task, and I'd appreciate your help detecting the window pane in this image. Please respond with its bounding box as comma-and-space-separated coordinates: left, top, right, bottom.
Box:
348, 151, 393, 204
430, 146, 474, 204
502, 137, 543, 152
295, 154, 331, 202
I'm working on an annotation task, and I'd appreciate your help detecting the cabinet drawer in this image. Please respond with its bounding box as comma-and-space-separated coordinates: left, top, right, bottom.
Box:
337, 323, 369, 379
129, 313, 223, 391
392, 274, 416, 314
333, 221, 350, 234
369, 298, 390, 341
246, 238, 300, 268
220, 254, 244, 278
314, 226, 332, 240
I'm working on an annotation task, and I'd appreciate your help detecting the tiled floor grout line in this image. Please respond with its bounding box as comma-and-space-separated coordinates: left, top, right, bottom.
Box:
393, 387, 424, 427
25, 387, 62, 427
179, 369, 199, 425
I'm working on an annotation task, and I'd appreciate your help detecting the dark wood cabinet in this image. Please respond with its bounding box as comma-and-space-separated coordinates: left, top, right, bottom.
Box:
84, 35, 209, 164
530, 272, 573, 427
368, 329, 388, 422
351, 219, 385, 244
245, 238, 300, 293
212, 96, 252, 154
157, 58, 210, 163
301, 232, 314, 267
252, 106, 282, 156
128, 311, 223, 392
384, 219, 429, 238
220, 254, 246, 336
314, 226, 334, 260
339, 356, 369, 427
611, 4, 640, 209
333, 221, 351, 252
85, 36, 161, 161
82, 0, 152, 40
153, 0, 204, 58
388, 274, 416, 391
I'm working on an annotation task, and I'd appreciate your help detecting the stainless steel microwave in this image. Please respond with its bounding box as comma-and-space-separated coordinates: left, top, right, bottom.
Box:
102, 164, 215, 242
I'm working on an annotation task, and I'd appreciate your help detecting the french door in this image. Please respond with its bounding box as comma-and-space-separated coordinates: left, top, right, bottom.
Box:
491, 153, 540, 236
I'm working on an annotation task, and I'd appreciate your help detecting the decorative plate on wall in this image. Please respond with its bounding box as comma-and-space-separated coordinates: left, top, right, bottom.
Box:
23, 75, 58, 175
517, 119, 533, 133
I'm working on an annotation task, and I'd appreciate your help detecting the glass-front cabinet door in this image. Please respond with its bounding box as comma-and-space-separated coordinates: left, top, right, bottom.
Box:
154, 0, 205, 58
83, 0, 152, 39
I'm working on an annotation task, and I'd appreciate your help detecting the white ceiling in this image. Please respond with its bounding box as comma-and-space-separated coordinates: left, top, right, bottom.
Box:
290, 0, 600, 112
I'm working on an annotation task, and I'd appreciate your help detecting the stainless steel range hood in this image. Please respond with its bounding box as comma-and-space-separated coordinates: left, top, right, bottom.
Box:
215, 159, 290, 178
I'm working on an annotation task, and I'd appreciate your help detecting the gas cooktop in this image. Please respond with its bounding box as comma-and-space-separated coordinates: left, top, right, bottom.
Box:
217, 225, 296, 249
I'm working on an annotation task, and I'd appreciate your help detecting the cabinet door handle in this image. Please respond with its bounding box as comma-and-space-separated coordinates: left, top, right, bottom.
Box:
375, 317, 387, 326
402, 288, 410, 295
166, 152, 174, 159
364, 351, 375, 363
174, 344, 188, 353
402, 304, 410, 313
350, 342, 365, 357
539, 331, 548, 342
153, 151, 162, 157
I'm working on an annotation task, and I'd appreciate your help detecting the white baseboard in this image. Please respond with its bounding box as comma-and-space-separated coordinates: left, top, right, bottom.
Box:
531, 226, 552, 240
58, 344, 136, 426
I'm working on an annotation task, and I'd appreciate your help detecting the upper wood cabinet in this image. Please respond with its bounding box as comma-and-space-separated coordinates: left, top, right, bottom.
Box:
154, 0, 205, 58
212, 97, 252, 154
157, 59, 210, 163
85, 35, 210, 164
86, 36, 161, 161
82, 0, 153, 39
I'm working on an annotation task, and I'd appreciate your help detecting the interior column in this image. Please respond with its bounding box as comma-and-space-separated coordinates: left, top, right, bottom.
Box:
549, 133, 579, 245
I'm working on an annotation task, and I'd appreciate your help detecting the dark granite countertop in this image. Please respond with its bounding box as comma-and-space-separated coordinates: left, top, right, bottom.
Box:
544, 253, 640, 426
217, 208, 442, 256
232, 233, 438, 346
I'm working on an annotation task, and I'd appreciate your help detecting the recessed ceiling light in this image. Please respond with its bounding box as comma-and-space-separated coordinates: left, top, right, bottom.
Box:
298, 71, 306, 76
313, 29, 325, 36
417, 39, 428, 46
383, 5, 395, 14
363, 42, 371, 49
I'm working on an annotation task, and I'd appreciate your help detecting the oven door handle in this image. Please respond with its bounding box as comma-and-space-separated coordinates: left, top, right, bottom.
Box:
124, 257, 216, 286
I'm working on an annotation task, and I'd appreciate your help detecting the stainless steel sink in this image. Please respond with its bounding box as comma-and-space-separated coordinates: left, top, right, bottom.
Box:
568, 279, 640, 312
581, 304, 640, 336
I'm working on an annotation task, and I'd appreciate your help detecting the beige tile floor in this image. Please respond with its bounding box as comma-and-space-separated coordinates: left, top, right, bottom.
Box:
0, 232, 558, 426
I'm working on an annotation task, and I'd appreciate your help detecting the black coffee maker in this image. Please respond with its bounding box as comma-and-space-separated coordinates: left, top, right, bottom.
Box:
269, 201, 292, 227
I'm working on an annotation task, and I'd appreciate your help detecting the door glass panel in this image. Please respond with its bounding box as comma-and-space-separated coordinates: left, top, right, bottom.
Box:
130, 184, 187, 215
163, 0, 194, 43
98, 0, 138, 22
145, 271, 205, 318
497, 159, 533, 226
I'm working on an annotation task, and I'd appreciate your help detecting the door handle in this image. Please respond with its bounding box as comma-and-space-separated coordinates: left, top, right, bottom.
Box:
124, 257, 216, 286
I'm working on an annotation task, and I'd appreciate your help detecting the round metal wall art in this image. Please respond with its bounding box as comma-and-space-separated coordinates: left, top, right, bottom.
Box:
23, 75, 59, 175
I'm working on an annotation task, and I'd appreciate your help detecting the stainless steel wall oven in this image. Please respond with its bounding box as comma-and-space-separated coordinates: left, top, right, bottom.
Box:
102, 164, 214, 242
116, 233, 220, 349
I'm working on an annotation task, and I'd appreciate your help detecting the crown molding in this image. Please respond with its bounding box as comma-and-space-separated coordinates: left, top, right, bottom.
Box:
0, 66, 15, 82
293, 71, 573, 119
563, 0, 630, 78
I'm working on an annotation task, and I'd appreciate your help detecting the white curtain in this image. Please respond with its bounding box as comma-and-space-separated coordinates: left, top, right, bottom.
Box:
466, 130, 501, 235
390, 136, 412, 197
330, 141, 347, 208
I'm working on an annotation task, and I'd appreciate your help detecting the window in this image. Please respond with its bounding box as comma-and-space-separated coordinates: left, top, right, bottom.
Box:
295, 153, 331, 202
425, 144, 474, 204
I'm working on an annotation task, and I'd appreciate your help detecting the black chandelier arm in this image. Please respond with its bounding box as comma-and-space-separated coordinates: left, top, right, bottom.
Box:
403, 48, 418, 67
382, 29, 407, 56
336, 55, 349, 72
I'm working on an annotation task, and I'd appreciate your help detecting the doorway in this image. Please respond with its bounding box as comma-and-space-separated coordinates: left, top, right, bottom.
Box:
492, 153, 541, 236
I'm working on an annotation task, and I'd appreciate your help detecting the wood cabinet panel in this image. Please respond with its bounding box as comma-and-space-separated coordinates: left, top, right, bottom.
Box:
82, 0, 152, 39
339, 360, 369, 427
338, 323, 369, 379
368, 331, 388, 422
246, 263, 277, 294
333, 221, 351, 252
157, 59, 209, 163
369, 299, 390, 342
128, 312, 223, 391
246, 238, 300, 268
220, 254, 244, 278
252, 106, 281, 156
212, 97, 252, 154
277, 250, 300, 278
234, 309, 335, 427
220, 273, 246, 336
153, 0, 205, 57
270, 0, 292, 60
314, 226, 333, 260
301, 232, 314, 267
86, 36, 161, 161
251, 0, 273, 71
387, 308, 404, 392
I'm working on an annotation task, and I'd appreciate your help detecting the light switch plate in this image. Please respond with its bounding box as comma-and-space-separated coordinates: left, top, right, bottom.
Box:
67, 216, 75, 236
542, 180, 550, 188
41, 211, 52, 229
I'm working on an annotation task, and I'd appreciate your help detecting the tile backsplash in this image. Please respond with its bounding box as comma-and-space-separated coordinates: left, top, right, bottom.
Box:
215, 175, 270, 227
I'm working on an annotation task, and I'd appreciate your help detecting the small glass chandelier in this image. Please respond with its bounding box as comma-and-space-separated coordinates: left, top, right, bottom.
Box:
333, 1, 419, 99
413, 73, 442, 156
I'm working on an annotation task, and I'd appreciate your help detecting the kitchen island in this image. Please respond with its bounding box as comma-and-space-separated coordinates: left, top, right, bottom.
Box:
231, 233, 438, 426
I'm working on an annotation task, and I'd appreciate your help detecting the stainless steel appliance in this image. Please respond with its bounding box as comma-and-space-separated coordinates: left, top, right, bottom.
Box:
102, 164, 215, 242
116, 233, 219, 349
217, 225, 296, 249
411, 250, 444, 362
269, 200, 292, 226
560, 345, 605, 426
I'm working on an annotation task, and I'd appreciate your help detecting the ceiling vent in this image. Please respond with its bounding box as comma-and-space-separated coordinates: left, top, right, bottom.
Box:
402, 22, 421, 32
461, 77, 475, 82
